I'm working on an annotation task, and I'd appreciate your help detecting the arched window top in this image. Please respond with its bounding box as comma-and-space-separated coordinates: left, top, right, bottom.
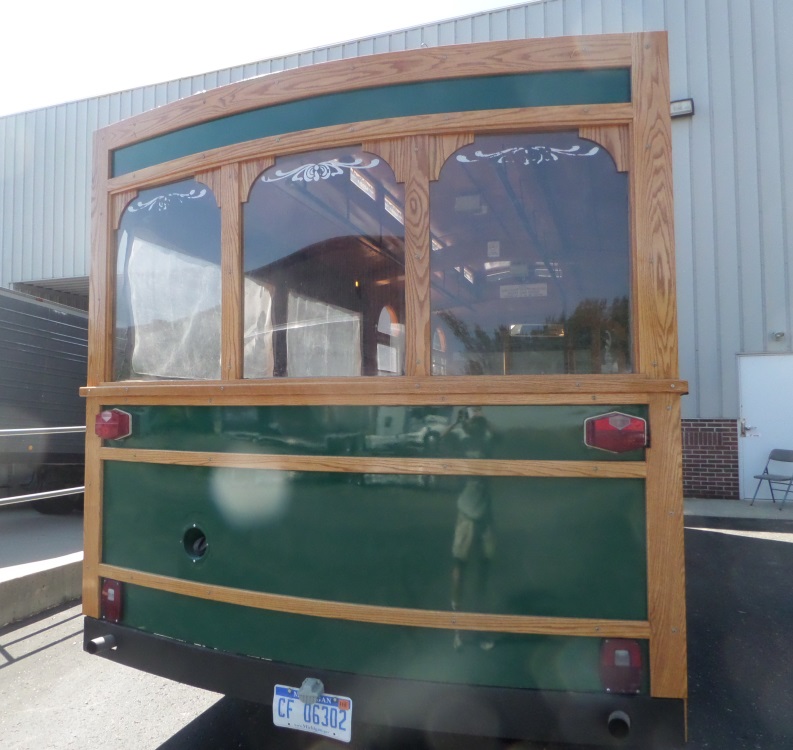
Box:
244, 147, 405, 378
378, 306, 399, 335
430, 132, 631, 376
114, 178, 221, 381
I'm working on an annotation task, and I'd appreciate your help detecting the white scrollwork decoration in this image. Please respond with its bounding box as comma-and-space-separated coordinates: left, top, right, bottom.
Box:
262, 157, 380, 183
456, 145, 600, 166
128, 188, 209, 213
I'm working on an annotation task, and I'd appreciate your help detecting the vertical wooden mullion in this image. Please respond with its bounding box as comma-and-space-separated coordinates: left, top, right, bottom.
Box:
404, 135, 431, 376
645, 392, 687, 701
199, 166, 242, 380
82, 398, 104, 618
84, 131, 112, 617
631, 32, 678, 379
220, 163, 243, 380
88, 130, 112, 386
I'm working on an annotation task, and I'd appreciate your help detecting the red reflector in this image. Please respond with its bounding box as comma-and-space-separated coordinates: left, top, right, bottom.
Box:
584, 412, 647, 453
100, 579, 123, 623
600, 639, 643, 694
95, 409, 132, 440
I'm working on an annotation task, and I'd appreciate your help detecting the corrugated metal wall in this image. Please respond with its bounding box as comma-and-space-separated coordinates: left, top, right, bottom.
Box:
0, 0, 790, 419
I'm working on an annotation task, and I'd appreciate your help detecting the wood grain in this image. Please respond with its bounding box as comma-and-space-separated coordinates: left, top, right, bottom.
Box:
110, 189, 138, 230
106, 104, 633, 194
88, 129, 113, 387
362, 138, 411, 183
100, 36, 635, 151
82, 400, 104, 618
99, 448, 647, 479
429, 134, 475, 182
404, 135, 431, 376
81, 375, 687, 403
240, 157, 274, 203
97, 563, 650, 638
646, 393, 687, 700
631, 33, 678, 378
219, 163, 243, 380
578, 125, 630, 172
195, 170, 222, 207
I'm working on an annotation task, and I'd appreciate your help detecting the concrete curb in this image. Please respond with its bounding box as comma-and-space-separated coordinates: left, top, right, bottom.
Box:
0, 554, 82, 628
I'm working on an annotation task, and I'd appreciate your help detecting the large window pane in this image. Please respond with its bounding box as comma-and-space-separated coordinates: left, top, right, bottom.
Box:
114, 179, 221, 380
244, 148, 405, 378
430, 133, 631, 375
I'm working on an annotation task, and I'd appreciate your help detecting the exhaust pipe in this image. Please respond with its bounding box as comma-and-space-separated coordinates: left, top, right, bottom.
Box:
607, 710, 631, 739
87, 635, 117, 654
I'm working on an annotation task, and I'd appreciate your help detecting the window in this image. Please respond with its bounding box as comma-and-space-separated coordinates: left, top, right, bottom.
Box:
243, 148, 406, 377
430, 132, 631, 375
114, 179, 221, 380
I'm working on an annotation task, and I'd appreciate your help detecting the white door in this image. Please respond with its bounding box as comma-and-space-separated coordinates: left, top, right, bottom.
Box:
738, 354, 793, 499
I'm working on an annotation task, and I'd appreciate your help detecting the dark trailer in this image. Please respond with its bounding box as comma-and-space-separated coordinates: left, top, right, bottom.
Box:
0, 288, 87, 512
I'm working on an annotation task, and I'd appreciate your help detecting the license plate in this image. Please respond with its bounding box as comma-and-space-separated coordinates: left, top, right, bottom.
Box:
273, 684, 353, 743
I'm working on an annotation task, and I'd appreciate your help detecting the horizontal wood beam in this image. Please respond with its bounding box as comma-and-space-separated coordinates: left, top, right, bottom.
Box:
82, 376, 686, 404
98, 564, 650, 638
100, 35, 635, 151
99, 448, 647, 479
106, 103, 634, 193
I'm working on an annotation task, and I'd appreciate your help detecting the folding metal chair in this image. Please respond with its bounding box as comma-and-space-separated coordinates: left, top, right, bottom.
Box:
751, 449, 793, 509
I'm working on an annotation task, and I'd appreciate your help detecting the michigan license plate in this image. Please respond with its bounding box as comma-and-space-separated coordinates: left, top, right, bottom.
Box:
273, 684, 353, 743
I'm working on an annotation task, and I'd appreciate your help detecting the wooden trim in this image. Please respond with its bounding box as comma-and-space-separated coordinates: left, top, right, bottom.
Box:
646, 393, 687, 700
99, 448, 647, 479
82, 375, 687, 402
99, 36, 635, 151
88, 129, 114, 386
362, 138, 411, 183
106, 104, 634, 194
240, 157, 274, 203
404, 135, 431, 375
195, 170, 222, 207
578, 125, 630, 172
429, 134, 475, 182
110, 189, 138, 230
631, 33, 678, 378
97, 563, 650, 638
82, 400, 104, 618
214, 164, 243, 380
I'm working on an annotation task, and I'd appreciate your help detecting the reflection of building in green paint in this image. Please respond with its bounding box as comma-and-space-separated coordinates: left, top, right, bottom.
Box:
104, 461, 647, 620
111, 404, 648, 461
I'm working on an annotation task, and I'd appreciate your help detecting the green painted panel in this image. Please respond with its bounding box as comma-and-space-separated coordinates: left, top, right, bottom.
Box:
112, 70, 631, 176
110, 404, 648, 461
121, 583, 649, 694
103, 462, 647, 620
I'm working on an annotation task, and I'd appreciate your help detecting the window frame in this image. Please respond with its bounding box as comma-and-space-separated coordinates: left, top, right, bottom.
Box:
90, 34, 679, 394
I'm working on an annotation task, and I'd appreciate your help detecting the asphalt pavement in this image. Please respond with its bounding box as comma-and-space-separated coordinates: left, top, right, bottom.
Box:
2, 497, 793, 748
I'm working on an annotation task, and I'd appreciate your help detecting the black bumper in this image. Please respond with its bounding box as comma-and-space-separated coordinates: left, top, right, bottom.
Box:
84, 617, 685, 747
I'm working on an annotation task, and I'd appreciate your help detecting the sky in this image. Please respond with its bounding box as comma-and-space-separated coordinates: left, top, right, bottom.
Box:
0, 0, 533, 118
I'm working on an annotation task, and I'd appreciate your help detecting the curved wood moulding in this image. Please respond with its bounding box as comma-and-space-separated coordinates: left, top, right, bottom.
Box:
99, 448, 647, 479
110, 189, 139, 231
578, 125, 630, 172
97, 563, 651, 639
100, 36, 635, 151
105, 103, 634, 194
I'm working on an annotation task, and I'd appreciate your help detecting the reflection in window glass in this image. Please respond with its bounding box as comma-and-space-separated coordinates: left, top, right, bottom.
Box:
114, 179, 221, 380
244, 148, 406, 378
430, 132, 631, 375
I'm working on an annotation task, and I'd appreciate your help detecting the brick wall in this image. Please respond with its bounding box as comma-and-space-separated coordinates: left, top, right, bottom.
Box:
681, 419, 740, 499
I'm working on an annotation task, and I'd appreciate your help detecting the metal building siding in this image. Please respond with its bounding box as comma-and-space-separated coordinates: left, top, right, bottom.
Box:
0, 0, 790, 419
